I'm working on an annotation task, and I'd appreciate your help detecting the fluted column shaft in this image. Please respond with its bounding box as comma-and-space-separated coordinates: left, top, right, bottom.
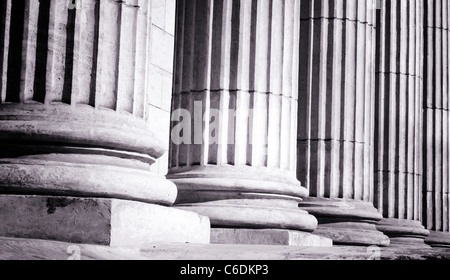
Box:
168, 0, 326, 245
375, 0, 423, 222
170, 0, 300, 182
373, 0, 429, 246
2, 0, 147, 114
423, 0, 450, 247
297, 0, 390, 246
0, 0, 210, 246
297, 0, 376, 200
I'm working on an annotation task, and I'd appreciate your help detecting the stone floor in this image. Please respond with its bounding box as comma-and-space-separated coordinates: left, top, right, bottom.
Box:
1, 237, 450, 260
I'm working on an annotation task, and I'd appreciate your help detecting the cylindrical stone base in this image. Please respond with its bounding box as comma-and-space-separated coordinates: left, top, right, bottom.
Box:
170, 166, 319, 235
299, 198, 390, 246
425, 231, 450, 248
377, 219, 430, 248
0, 104, 178, 205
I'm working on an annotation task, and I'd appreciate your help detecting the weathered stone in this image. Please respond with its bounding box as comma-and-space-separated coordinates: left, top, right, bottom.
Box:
314, 225, 390, 247
2, 0, 450, 259
377, 218, 430, 248
177, 198, 317, 232
0, 156, 177, 205
171, 166, 308, 202
1, 237, 450, 260
0, 104, 165, 160
0, 0, 208, 249
425, 231, 450, 248
299, 198, 390, 246
0, 195, 210, 246
211, 229, 332, 247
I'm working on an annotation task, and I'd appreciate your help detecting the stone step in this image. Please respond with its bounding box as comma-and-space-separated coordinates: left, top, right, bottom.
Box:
211, 228, 332, 247
0, 195, 210, 247
0, 236, 450, 260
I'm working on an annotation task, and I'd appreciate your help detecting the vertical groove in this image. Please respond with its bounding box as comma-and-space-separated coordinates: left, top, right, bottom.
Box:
45, 1, 70, 104
96, 0, 122, 110
267, 0, 282, 169
117, 0, 139, 114
0, 0, 11, 104
195, 0, 211, 165
20, 0, 39, 102
290, 0, 301, 174
6, 0, 26, 103
133, 0, 148, 118
279, 0, 289, 170
171, 0, 185, 168
61, 3, 76, 105
32, 0, 50, 103
72, 0, 99, 106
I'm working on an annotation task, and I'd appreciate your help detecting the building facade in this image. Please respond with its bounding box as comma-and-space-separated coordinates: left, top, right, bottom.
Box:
0, 0, 450, 255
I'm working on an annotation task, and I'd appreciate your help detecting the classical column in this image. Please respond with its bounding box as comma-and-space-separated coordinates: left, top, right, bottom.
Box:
423, 0, 450, 248
373, 0, 429, 247
168, 0, 331, 247
297, 0, 390, 246
0, 0, 210, 246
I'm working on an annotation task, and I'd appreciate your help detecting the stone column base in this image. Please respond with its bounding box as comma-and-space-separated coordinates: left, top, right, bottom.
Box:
170, 167, 320, 245
175, 193, 323, 246
176, 195, 318, 232
313, 223, 390, 247
377, 218, 430, 248
0, 155, 177, 205
425, 231, 450, 248
299, 198, 390, 246
0, 195, 211, 247
211, 228, 332, 247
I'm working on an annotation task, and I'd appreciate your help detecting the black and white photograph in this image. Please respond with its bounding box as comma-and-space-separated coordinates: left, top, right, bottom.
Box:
0, 0, 449, 269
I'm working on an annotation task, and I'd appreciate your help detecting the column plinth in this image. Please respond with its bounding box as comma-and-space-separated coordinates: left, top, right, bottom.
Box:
169, 0, 330, 246
171, 167, 324, 245
0, 0, 210, 246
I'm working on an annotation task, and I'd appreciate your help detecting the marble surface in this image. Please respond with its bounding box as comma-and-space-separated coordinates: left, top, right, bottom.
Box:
1, 237, 450, 260
0, 195, 211, 247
